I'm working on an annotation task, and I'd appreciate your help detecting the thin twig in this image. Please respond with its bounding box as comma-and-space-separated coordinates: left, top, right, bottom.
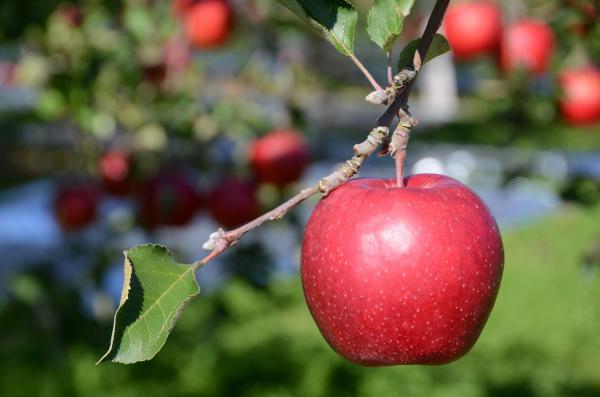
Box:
349, 53, 383, 91
386, 51, 394, 86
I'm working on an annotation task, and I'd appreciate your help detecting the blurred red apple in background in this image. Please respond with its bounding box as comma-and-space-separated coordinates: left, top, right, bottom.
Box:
250, 129, 310, 187
208, 178, 259, 229
140, 171, 200, 227
164, 38, 191, 75
500, 20, 555, 75
558, 67, 600, 126
55, 4, 84, 27
183, 0, 233, 49
0, 62, 16, 87
99, 150, 136, 196
54, 183, 100, 231
443, 2, 502, 61
302, 174, 504, 366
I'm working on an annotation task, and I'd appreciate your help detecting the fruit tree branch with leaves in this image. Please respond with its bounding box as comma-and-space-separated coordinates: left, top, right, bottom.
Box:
98, 0, 505, 367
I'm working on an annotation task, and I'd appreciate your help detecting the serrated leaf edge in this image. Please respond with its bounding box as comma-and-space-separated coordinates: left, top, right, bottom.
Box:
96, 244, 200, 364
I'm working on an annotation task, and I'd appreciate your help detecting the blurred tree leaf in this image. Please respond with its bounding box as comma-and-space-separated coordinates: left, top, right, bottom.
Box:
397, 33, 450, 68
275, 0, 358, 56
366, 0, 415, 51
97, 244, 200, 364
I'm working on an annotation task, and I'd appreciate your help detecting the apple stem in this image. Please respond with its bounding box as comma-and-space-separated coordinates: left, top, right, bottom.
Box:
395, 151, 405, 188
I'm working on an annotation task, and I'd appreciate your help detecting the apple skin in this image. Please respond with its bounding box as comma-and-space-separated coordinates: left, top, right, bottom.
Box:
500, 20, 555, 75
558, 67, 600, 126
183, 0, 233, 49
140, 172, 200, 227
54, 183, 100, 231
301, 174, 504, 366
250, 130, 310, 187
443, 2, 502, 61
99, 150, 135, 196
208, 178, 259, 229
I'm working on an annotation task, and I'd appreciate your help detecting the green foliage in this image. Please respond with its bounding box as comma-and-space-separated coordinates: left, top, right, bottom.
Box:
366, 0, 415, 51
397, 33, 450, 68
1, 206, 600, 396
416, 115, 600, 149
276, 0, 358, 56
99, 244, 200, 364
19, 0, 200, 140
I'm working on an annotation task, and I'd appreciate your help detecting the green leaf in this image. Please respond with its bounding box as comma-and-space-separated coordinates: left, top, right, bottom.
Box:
276, 0, 358, 56
397, 33, 450, 69
97, 244, 200, 364
367, 0, 415, 51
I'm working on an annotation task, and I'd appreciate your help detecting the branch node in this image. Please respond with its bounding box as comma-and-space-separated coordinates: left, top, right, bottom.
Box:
365, 69, 417, 106
393, 69, 417, 88
353, 126, 389, 155
365, 87, 395, 105
202, 229, 227, 251
320, 127, 389, 195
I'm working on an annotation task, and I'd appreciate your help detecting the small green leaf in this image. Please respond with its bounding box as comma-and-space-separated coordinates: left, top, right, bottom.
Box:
367, 0, 415, 51
97, 244, 200, 364
397, 33, 450, 69
276, 0, 358, 56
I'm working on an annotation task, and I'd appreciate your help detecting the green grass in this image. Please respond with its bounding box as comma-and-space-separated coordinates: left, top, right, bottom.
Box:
2, 205, 600, 397
415, 120, 600, 151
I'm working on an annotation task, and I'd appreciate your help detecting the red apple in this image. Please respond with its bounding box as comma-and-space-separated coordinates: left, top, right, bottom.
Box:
250, 129, 310, 187
443, 2, 502, 61
183, 0, 233, 49
301, 174, 504, 366
558, 67, 600, 126
54, 183, 100, 231
140, 171, 200, 227
99, 150, 135, 196
208, 178, 259, 229
500, 20, 555, 75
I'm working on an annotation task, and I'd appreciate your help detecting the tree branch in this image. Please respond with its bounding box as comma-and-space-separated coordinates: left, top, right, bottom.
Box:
377, 0, 450, 125
415, 0, 451, 72
194, 0, 451, 272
